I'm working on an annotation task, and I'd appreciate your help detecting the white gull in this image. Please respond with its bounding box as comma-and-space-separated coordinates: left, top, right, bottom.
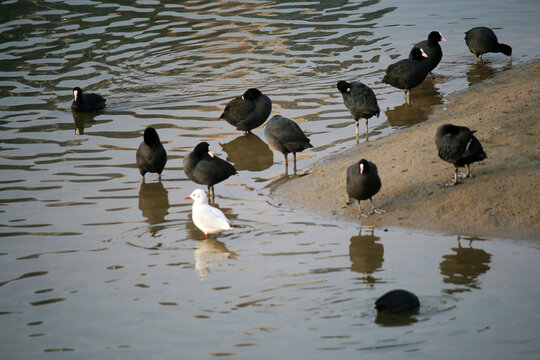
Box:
185, 189, 231, 239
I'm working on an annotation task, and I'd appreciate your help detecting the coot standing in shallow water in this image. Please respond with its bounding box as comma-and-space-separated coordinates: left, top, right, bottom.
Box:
435, 124, 487, 186
465, 26, 512, 63
185, 189, 231, 239
409, 31, 446, 74
219, 88, 272, 134
264, 115, 313, 174
136, 127, 167, 181
383, 48, 431, 103
346, 159, 384, 217
183, 142, 237, 201
375, 289, 420, 314
336, 80, 380, 142
71, 87, 106, 112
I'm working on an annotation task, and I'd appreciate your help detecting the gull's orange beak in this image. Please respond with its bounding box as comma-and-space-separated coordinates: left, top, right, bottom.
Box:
185, 196, 192, 200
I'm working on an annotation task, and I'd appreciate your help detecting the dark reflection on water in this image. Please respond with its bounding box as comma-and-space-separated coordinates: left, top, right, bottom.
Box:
348, 227, 383, 283
385, 78, 443, 127
440, 236, 492, 294
466, 62, 497, 87
72, 112, 103, 135
138, 181, 170, 236
220, 133, 273, 172
375, 309, 419, 327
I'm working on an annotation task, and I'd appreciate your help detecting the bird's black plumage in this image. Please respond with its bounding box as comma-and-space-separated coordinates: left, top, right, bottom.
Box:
71, 87, 106, 112
435, 124, 487, 185
337, 80, 380, 141
346, 159, 383, 216
136, 127, 167, 179
375, 289, 420, 314
409, 31, 446, 72
465, 26, 512, 62
383, 48, 431, 102
264, 115, 312, 173
183, 142, 237, 199
220, 88, 272, 133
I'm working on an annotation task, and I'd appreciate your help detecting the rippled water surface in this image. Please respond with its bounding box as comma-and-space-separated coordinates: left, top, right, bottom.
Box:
1, 0, 540, 358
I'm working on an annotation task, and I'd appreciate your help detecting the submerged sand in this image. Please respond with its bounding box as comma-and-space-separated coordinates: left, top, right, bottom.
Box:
274, 60, 540, 241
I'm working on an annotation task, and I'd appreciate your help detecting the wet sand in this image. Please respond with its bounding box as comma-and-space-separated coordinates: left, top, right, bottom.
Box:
274, 60, 540, 241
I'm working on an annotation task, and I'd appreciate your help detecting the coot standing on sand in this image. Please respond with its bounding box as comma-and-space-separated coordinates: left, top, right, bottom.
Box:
465, 26, 512, 63
136, 127, 167, 181
220, 88, 272, 134
71, 87, 106, 112
186, 189, 231, 239
383, 48, 431, 103
264, 115, 313, 174
336, 80, 380, 142
375, 289, 420, 314
435, 124, 487, 186
346, 159, 384, 217
183, 142, 237, 201
409, 31, 446, 74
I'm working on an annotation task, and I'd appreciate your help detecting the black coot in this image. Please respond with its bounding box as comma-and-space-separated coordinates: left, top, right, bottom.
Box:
382, 48, 431, 103
136, 127, 167, 181
219, 88, 272, 134
336, 80, 380, 142
435, 124, 487, 186
264, 115, 313, 173
465, 26, 512, 63
183, 142, 237, 200
409, 31, 446, 73
71, 87, 106, 112
375, 289, 420, 314
346, 159, 384, 217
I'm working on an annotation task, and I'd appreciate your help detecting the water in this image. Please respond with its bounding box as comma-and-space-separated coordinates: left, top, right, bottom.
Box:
1, 0, 540, 358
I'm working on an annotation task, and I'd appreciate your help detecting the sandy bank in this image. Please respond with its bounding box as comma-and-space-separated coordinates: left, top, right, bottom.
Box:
273, 60, 540, 241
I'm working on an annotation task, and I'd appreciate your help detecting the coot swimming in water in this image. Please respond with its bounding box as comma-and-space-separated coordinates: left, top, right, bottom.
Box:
71, 87, 106, 112
375, 289, 420, 314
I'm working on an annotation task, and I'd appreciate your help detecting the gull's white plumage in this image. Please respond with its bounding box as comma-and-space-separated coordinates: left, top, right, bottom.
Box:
186, 189, 231, 238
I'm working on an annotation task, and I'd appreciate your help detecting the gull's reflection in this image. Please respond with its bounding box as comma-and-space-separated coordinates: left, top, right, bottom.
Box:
439, 235, 492, 294
385, 78, 443, 127
194, 238, 237, 276
138, 182, 170, 236
349, 227, 384, 285
72, 111, 99, 135
466, 62, 496, 87
220, 133, 273, 172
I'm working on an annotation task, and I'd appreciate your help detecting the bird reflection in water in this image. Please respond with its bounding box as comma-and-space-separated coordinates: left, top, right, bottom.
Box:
466, 61, 497, 87
439, 235, 492, 294
385, 77, 443, 128
72, 111, 100, 135
138, 182, 170, 237
194, 238, 237, 276
348, 226, 384, 285
220, 132, 274, 172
